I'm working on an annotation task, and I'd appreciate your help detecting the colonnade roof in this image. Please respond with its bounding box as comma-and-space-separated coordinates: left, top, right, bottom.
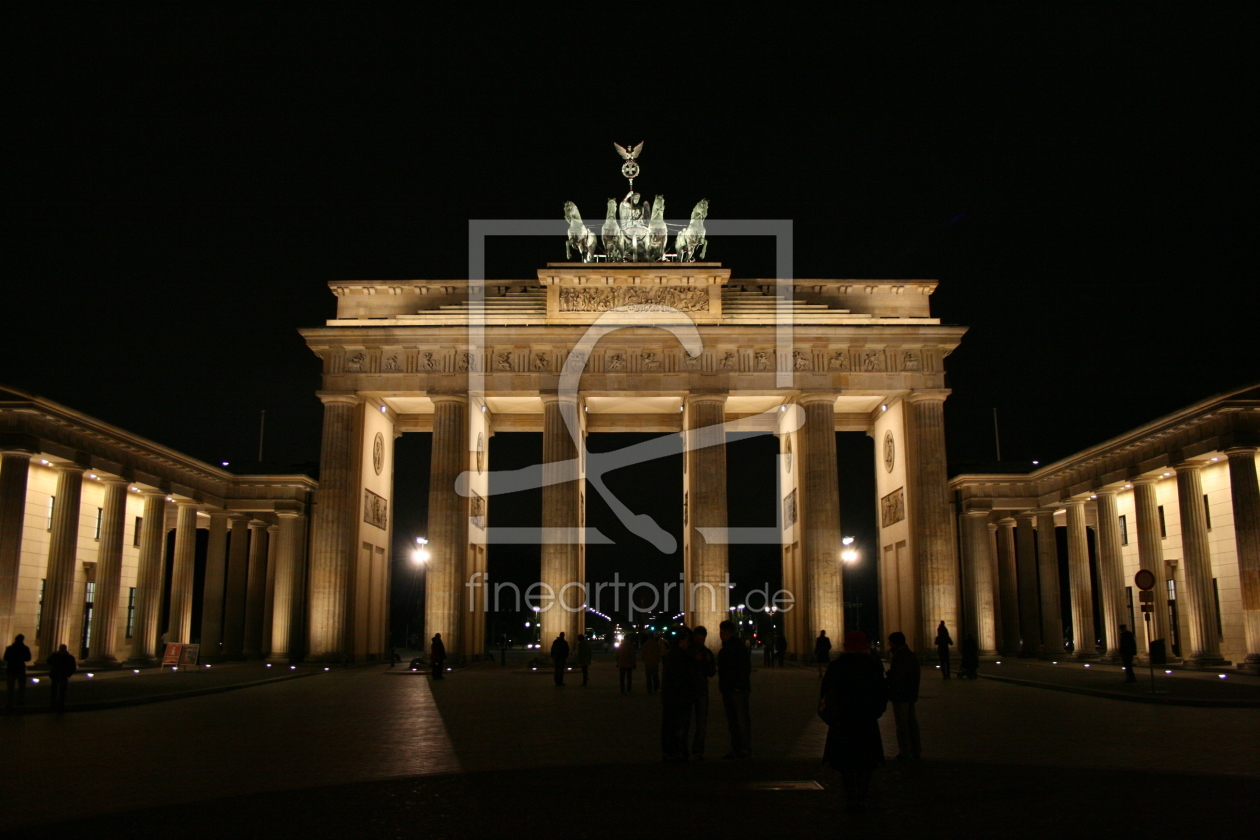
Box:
951, 382, 1260, 512
0, 385, 315, 513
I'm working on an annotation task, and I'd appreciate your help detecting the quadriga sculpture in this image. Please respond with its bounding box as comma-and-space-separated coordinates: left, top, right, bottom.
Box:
563, 201, 598, 262
646, 195, 668, 261
675, 199, 709, 262
601, 198, 624, 262
618, 191, 651, 261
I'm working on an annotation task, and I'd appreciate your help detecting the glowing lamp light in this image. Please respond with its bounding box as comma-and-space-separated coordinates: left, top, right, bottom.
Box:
86, 673, 94, 678
171, 667, 178, 671
1219, 674, 1228, 679
880, 405, 888, 412
413, 536, 430, 564
1084, 664, 1090, 668
996, 662, 1001, 665
324, 667, 330, 671
380, 405, 387, 413
221, 461, 229, 467
30, 678, 39, 684
1165, 670, 1172, 675
266, 663, 272, 668
133, 669, 139, 674
290, 665, 296, 670
841, 549, 858, 563
1052, 661, 1058, 665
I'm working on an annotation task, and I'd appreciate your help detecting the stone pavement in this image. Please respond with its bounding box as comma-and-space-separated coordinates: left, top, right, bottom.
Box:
973, 657, 1260, 706
2, 658, 1256, 839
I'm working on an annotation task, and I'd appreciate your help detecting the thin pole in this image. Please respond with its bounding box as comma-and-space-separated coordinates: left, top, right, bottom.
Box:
257, 410, 266, 462
992, 407, 1002, 462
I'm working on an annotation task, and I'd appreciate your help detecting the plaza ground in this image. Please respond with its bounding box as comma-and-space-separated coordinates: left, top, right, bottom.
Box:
3, 655, 1257, 838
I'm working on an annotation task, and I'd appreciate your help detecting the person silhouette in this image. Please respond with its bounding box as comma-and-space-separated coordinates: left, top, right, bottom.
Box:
429, 633, 446, 680
47, 643, 77, 710
820, 631, 888, 813
4, 634, 32, 710
815, 630, 833, 677
550, 632, 570, 687
1119, 625, 1138, 682
935, 621, 953, 679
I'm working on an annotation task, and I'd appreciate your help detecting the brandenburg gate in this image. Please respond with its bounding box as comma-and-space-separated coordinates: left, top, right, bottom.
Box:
299, 260, 967, 661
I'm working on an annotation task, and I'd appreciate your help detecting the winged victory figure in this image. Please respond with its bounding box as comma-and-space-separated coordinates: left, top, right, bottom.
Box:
614, 141, 644, 160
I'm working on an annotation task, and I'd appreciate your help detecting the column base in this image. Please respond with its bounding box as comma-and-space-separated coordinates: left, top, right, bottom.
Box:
1235, 660, 1260, 675
265, 654, 293, 665
1072, 651, 1101, 660
1182, 656, 1232, 669
81, 656, 124, 670
124, 657, 160, 669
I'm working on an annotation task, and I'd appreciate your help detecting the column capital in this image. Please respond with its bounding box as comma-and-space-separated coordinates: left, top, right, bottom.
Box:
227, 512, 251, 524
903, 388, 951, 404
1224, 445, 1258, 458
996, 517, 1016, 529
1092, 486, 1121, 497
428, 390, 469, 405
316, 391, 362, 407
247, 519, 269, 530
139, 488, 168, 499
1174, 461, 1207, 474
685, 390, 728, 405
963, 508, 992, 519
52, 462, 85, 475
97, 475, 130, 488
274, 509, 305, 519
1014, 511, 1038, 523
795, 391, 836, 406
1063, 498, 1088, 512
205, 508, 233, 520
267, 523, 279, 533
539, 391, 580, 405
1131, 476, 1161, 487
172, 498, 201, 508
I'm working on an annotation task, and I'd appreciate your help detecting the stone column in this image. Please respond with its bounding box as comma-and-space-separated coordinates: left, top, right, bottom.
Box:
1064, 500, 1097, 658
1175, 462, 1225, 665
540, 393, 584, 648
962, 511, 998, 656
1225, 447, 1260, 667
222, 514, 250, 659
425, 393, 469, 660
198, 510, 231, 659
683, 393, 730, 636
1014, 513, 1040, 656
267, 511, 305, 663
307, 393, 362, 661
262, 523, 279, 655
796, 393, 842, 642
904, 391, 959, 650
37, 463, 84, 663
243, 520, 269, 658
1093, 490, 1127, 659
1132, 478, 1171, 649
84, 478, 128, 666
1035, 510, 1065, 656
127, 491, 168, 665
165, 500, 200, 644
995, 518, 1020, 655
0, 448, 33, 646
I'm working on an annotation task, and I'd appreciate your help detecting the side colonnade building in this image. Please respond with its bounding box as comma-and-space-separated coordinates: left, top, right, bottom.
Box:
0, 387, 315, 666
299, 263, 968, 662
951, 384, 1260, 671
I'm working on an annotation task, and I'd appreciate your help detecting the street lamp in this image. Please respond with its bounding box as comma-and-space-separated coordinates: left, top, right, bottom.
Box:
412, 536, 430, 564
841, 536, 858, 564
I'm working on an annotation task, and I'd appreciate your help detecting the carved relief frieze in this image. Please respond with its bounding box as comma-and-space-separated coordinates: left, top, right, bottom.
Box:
382, 355, 401, 372
563, 350, 587, 373
470, 491, 486, 530
784, 488, 798, 526
344, 352, 366, 373
681, 352, 702, 371
828, 350, 851, 371
792, 351, 812, 371
642, 351, 663, 372
880, 487, 905, 528
559, 285, 709, 313
494, 352, 515, 372
456, 351, 476, 373
861, 351, 885, 372
605, 352, 626, 372
364, 488, 388, 529
531, 352, 550, 372
718, 351, 737, 370
754, 351, 772, 371
420, 351, 441, 371
901, 351, 922, 371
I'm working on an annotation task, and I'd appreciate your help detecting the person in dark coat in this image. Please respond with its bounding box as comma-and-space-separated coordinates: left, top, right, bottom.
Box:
689, 625, 717, 760
960, 635, 979, 679
820, 631, 888, 812
550, 632, 570, 687
815, 630, 833, 677
47, 643, 77, 710
660, 627, 695, 762
1119, 625, 1138, 682
4, 633, 32, 710
429, 633, 446, 680
935, 621, 953, 679
615, 635, 636, 692
576, 634, 592, 686
718, 620, 752, 759
886, 631, 921, 760
774, 633, 787, 667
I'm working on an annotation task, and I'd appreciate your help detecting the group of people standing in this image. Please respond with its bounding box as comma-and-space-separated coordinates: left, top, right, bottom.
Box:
4, 634, 78, 711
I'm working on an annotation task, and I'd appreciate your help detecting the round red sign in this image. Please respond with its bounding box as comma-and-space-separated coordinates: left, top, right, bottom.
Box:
1134, 569, 1156, 591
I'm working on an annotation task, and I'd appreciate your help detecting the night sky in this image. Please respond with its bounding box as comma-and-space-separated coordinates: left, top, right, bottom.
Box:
5, 7, 1255, 638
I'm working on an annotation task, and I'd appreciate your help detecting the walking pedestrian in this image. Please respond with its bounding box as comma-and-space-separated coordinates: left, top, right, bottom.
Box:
815, 630, 832, 677
641, 633, 662, 693
576, 634, 592, 686
550, 631, 570, 687
1119, 624, 1138, 683
689, 625, 717, 760
935, 621, 953, 679
819, 631, 888, 813
960, 635, 979, 679
660, 627, 695, 762
774, 632, 787, 667
47, 643, 77, 710
718, 620, 752, 759
430, 633, 446, 680
4, 633, 32, 711
615, 635, 636, 693
886, 631, 921, 760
